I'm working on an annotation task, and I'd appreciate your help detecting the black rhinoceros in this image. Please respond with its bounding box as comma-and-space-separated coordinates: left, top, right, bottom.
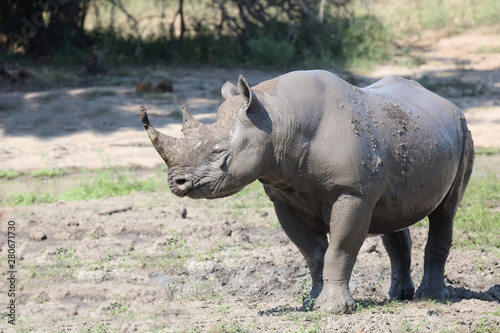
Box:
140, 70, 474, 313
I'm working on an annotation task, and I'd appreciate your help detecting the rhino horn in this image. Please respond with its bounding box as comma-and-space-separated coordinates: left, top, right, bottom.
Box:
181, 106, 203, 135
140, 105, 178, 165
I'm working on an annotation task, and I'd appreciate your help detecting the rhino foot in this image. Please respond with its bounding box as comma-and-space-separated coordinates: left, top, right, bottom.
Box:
313, 284, 355, 314
389, 278, 415, 301
415, 280, 449, 301
301, 283, 323, 311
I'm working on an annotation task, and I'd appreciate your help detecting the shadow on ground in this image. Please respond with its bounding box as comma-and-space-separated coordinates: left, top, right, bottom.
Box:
0, 66, 499, 138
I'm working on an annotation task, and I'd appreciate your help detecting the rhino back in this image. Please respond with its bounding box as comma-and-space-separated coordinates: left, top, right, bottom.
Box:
362, 76, 466, 232
255, 71, 466, 233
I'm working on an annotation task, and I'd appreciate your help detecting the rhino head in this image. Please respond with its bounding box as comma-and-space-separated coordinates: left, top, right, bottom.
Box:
140, 76, 273, 199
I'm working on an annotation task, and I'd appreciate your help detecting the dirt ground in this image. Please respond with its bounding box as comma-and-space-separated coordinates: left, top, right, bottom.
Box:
0, 25, 500, 332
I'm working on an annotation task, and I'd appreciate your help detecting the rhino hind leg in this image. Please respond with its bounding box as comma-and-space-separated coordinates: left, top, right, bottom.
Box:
415, 207, 454, 301
381, 228, 415, 300
272, 201, 328, 310
416, 128, 474, 301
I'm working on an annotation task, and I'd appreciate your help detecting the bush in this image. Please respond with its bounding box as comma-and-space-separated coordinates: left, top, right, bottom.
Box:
247, 37, 295, 67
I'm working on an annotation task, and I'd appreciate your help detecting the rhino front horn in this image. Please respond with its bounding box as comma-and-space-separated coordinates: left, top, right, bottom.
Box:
140, 105, 178, 165
181, 106, 203, 135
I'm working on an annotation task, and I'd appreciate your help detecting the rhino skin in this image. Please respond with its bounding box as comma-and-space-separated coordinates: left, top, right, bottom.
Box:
140, 70, 474, 313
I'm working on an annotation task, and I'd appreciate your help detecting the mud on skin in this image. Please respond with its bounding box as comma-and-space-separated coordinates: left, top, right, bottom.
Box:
140, 70, 474, 313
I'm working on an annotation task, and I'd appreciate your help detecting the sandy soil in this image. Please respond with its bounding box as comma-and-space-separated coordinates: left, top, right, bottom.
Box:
1, 192, 499, 332
0, 25, 499, 332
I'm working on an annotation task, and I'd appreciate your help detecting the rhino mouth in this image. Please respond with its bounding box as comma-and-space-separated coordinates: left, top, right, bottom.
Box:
181, 184, 241, 200
169, 171, 243, 199
169, 178, 241, 200
169, 175, 216, 199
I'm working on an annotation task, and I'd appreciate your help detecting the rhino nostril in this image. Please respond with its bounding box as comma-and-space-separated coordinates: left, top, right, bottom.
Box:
175, 178, 187, 187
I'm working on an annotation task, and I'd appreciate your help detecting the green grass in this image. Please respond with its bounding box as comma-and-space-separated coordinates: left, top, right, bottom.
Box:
414, 172, 499, 249
477, 45, 500, 54
354, 299, 405, 314
454, 172, 500, 249
475, 148, 500, 155
30, 168, 69, 177
229, 181, 273, 210
58, 169, 162, 201
0, 169, 22, 179
0, 168, 168, 206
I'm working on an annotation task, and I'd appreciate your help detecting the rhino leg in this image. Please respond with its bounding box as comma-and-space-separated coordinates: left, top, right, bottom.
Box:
416, 129, 473, 301
315, 193, 374, 313
415, 207, 453, 301
273, 201, 328, 310
381, 228, 415, 300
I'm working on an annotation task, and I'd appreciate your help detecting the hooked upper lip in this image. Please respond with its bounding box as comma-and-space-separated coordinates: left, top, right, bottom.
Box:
170, 176, 210, 198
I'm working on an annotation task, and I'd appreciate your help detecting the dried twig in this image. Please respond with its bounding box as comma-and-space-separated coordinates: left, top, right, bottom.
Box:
98, 205, 133, 215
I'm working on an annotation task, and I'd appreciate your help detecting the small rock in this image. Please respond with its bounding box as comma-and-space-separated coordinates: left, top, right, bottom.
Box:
29, 230, 47, 241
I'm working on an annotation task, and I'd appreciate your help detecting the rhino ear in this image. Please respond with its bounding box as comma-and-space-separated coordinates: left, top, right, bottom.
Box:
237, 75, 272, 133
237, 75, 253, 110
221, 81, 239, 100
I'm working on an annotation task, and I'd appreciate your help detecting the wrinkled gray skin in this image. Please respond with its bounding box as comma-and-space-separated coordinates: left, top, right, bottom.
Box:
140, 70, 474, 313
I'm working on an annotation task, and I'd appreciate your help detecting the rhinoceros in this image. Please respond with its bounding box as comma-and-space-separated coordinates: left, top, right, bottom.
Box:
139, 70, 474, 313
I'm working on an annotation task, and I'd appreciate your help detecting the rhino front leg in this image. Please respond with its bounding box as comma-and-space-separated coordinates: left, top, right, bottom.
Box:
315, 193, 374, 313
381, 228, 415, 300
273, 201, 328, 310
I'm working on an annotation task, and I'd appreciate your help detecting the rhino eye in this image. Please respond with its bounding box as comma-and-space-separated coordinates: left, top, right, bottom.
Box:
212, 149, 225, 155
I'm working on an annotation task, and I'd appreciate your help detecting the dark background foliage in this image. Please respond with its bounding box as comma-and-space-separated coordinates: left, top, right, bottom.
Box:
0, 0, 390, 67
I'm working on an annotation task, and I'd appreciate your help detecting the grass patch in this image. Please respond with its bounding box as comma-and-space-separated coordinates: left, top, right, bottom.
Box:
3, 190, 57, 206
30, 168, 69, 178
475, 147, 500, 155
477, 45, 500, 54
355, 299, 405, 314
58, 169, 162, 201
27, 247, 83, 281
0, 168, 168, 207
182, 277, 223, 302
229, 181, 273, 210
0, 169, 22, 179
454, 172, 500, 249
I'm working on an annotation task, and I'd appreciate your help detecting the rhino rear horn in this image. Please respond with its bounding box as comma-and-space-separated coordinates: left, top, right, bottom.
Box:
140, 105, 178, 165
181, 106, 203, 135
